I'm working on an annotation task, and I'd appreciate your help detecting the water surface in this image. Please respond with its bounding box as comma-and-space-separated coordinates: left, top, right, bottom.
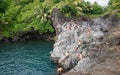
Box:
0, 40, 56, 75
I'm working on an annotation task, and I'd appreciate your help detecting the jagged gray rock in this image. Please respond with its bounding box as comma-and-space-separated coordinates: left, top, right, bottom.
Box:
50, 18, 107, 74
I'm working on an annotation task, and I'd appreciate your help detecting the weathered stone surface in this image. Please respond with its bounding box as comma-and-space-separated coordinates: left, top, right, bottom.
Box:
50, 14, 120, 75
51, 18, 106, 73
51, 8, 68, 35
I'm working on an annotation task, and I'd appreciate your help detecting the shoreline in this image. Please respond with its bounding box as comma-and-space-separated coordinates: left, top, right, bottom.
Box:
0, 32, 55, 42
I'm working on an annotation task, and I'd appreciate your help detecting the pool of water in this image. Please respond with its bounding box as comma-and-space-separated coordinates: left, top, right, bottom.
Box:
0, 40, 57, 75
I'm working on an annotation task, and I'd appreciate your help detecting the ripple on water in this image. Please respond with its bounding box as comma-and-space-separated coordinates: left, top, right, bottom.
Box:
0, 41, 56, 75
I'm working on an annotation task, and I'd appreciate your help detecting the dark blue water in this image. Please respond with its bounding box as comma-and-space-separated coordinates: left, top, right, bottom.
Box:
0, 41, 56, 75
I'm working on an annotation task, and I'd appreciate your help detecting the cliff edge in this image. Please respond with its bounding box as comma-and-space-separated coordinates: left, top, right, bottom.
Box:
50, 14, 120, 75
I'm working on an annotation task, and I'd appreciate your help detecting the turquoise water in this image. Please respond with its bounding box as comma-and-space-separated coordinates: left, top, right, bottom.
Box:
0, 41, 56, 75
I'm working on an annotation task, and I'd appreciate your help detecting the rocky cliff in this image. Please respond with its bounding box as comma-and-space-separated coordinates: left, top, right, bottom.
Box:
50, 14, 120, 75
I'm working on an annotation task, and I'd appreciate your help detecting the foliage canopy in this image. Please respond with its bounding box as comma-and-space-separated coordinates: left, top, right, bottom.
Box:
1, 0, 118, 38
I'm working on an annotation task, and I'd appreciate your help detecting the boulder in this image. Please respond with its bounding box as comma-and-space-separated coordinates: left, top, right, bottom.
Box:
51, 19, 107, 74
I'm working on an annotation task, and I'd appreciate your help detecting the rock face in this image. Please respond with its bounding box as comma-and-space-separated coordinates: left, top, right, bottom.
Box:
50, 15, 120, 74
51, 8, 69, 35
51, 18, 106, 73
0, 31, 55, 42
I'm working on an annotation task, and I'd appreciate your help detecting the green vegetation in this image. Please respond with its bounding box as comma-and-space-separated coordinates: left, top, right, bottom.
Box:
102, 0, 120, 17
0, 0, 120, 38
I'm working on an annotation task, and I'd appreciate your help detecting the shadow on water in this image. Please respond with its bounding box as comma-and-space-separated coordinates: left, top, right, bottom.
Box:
0, 40, 57, 75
